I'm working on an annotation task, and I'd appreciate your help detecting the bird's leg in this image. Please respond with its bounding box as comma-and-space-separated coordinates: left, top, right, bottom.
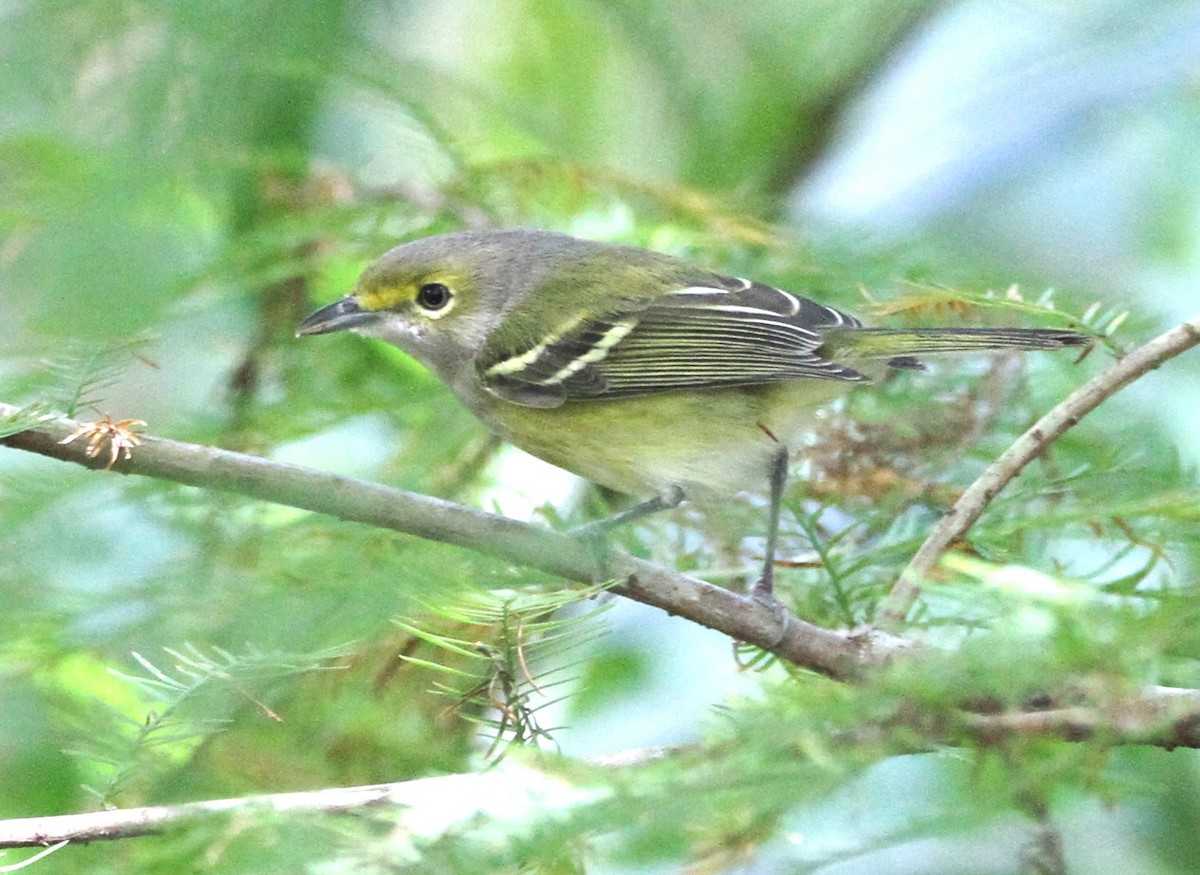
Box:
570, 486, 686, 582
748, 444, 792, 645
569, 485, 685, 540
751, 444, 789, 600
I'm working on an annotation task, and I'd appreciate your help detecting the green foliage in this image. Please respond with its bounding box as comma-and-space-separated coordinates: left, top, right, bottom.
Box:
395, 585, 614, 758
70, 644, 350, 806
2, 0, 1200, 874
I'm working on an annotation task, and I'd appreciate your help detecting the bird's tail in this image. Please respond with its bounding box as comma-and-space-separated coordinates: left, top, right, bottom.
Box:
821, 327, 1089, 364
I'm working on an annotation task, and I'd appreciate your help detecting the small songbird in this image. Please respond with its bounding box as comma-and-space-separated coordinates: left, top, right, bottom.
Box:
298, 229, 1086, 598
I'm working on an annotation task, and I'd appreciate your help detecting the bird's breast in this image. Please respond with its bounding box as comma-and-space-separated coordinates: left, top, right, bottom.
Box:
463, 381, 849, 500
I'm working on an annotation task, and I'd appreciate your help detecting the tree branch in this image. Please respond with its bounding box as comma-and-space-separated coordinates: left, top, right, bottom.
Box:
0, 403, 908, 681
877, 315, 1200, 629
0, 765, 586, 848
956, 686, 1200, 748
2, 687, 1199, 851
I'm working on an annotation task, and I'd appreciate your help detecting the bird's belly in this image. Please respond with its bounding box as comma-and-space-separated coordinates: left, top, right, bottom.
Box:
472, 382, 847, 501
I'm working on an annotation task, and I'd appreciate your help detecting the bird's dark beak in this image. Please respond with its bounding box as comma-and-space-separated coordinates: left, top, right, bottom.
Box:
296, 296, 378, 337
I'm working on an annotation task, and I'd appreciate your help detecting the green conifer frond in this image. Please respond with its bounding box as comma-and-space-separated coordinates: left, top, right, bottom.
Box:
70, 643, 349, 805
0, 401, 53, 439
31, 335, 157, 417
869, 283, 1104, 336
395, 585, 614, 758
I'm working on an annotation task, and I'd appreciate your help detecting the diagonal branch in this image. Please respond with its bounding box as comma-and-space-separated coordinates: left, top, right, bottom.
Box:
0, 403, 908, 681
877, 315, 1200, 630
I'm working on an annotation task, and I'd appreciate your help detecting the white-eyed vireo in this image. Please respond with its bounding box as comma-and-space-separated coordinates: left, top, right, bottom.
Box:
297, 229, 1086, 597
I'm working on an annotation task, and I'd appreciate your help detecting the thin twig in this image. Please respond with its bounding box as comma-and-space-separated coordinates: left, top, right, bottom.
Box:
0, 767, 583, 848
878, 315, 1200, 629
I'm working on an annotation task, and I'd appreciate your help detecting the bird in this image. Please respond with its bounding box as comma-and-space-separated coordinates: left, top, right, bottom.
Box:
297, 228, 1087, 599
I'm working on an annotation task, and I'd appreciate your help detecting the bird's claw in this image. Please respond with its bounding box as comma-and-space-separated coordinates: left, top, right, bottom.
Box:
751, 578, 791, 647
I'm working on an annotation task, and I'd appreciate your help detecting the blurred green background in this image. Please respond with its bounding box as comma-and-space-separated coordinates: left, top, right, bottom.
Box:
2, 0, 1200, 872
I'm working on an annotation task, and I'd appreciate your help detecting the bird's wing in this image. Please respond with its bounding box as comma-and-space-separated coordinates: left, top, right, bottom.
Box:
476, 276, 868, 408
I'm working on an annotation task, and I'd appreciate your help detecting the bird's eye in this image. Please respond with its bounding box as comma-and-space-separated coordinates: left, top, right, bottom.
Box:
416, 282, 453, 312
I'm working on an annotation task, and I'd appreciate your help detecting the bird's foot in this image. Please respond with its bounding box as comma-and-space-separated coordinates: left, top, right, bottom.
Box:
751, 574, 791, 647
568, 487, 685, 583
568, 486, 685, 540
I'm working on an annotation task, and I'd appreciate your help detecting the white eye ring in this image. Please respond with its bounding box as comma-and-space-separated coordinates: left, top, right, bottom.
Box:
415, 282, 455, 317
